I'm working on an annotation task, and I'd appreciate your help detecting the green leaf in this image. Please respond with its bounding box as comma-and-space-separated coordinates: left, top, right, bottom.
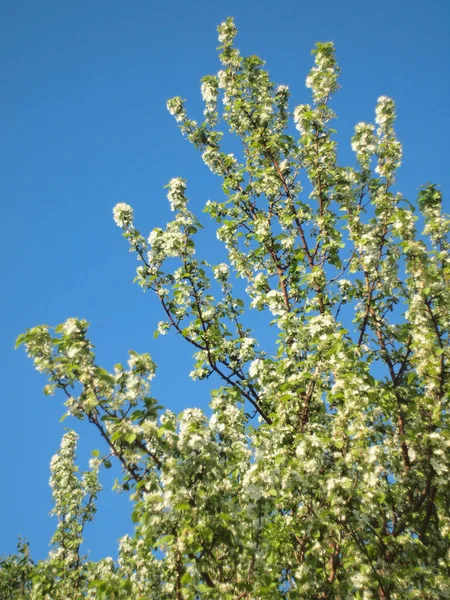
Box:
87, 580, 103, 589
157, 534, 175, 547
130, 410, 144, 421
14, 333, 27, 349
111, 431, 122, 443
131, 510, 140, 523
197, 583, 214, 593
120, 580, 132, 591
406, 372, 416, 384
181, 572, 192, 584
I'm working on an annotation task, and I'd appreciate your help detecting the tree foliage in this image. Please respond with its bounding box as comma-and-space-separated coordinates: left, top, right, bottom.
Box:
4, 17, 450, 599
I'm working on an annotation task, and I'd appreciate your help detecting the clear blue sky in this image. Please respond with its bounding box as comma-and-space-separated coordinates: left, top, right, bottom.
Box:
1, 0, 449, 562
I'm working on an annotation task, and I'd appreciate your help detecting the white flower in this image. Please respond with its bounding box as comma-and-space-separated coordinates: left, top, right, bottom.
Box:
157, 321, 170, 336
201, 81, 218, 104
167, 177, 187, 211
217, 70, 227, 89
189, 366, 210, 380
351, 571, 370, 590
89, 457, 101, 470
213, 263, 229, 281
337, 278, 352, 289
239, 337, 255, 361
217, 19, 237, 45
249, 358, 262, 378
246, 483, 263, 501
148, 228, 162, 247
63, 318, 80, 336
293, 104, 311, 135
266, 290, 286, 315
375, 96, 396, 129
113, 202, 134, 228
167, 96, 186, 122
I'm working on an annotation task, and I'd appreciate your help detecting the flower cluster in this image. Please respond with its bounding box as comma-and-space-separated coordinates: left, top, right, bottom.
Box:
305, 41, 340, 102
166, 96, 186, 123
375, 95, 396, 130
112, 202, 133, 228
351, 122, 376, 168
166, 177, 187, 211
217, 17, 237, 45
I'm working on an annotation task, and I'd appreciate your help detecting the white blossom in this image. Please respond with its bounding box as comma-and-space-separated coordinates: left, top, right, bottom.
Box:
167, 177, 187, 211
113, 202, 134, 228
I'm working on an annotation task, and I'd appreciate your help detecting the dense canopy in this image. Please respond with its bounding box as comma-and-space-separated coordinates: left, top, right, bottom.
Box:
3, 17, 449, 600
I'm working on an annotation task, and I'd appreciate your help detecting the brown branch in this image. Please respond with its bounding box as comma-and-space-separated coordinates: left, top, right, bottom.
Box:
328, 541, 340, 584
299, 368, 320, 433
369, 306, 411, 473
424, 297, 446, 401
240, 108, 327, 312
170, 266, 273, 424
87, 410, 147, 487
135, 438, 162, 470
357, 276, 376, 346
240, 187, 291, 312
175, 550, 184, 600
419, 484, 437, 543
53, 374, 151, 492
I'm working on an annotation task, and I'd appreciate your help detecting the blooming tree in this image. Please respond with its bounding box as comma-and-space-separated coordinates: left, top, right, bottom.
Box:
4, 17, 450, 599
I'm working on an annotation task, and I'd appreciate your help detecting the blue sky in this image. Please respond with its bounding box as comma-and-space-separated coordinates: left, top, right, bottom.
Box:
1, 0, 449, 562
